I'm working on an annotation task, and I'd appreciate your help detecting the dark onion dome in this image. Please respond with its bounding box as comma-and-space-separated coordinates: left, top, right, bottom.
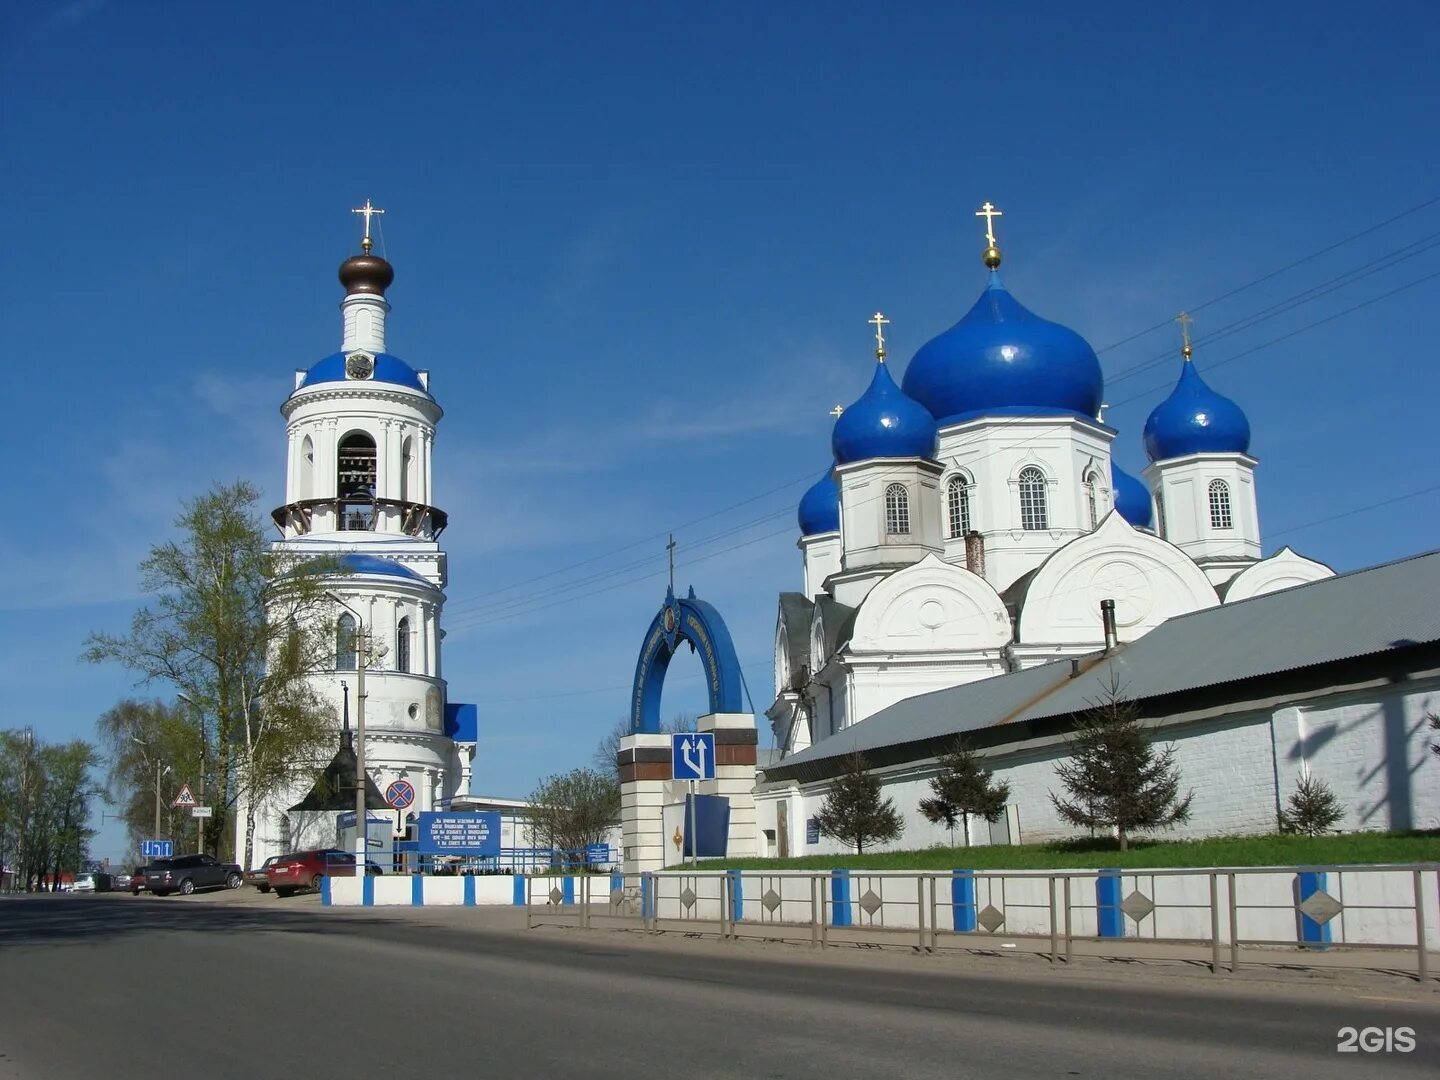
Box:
797, 464, 841, 536
831, 360, 938, 464
296, 351, 430, 395
1110, 459, 1153, 528
900, 277, 1104, 426
1142, 358, 1251, 462
339, 253, 395, 295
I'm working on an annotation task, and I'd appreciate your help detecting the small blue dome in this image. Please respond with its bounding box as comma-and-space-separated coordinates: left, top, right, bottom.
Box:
831, 361, 938, 464
338, 553, 434, 585
1143, 360, 1251, 462
901, 278, 1104, 425
1110, 460, 1153, 528
797, 465, 841, 536
297, 352, 430, 396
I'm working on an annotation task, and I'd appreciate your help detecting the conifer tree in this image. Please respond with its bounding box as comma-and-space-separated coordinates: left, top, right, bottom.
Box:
919, 737, 1010, 847
1278, 772, 1344, 836
1050, 677, 1193, 851
814, 753, 904, 855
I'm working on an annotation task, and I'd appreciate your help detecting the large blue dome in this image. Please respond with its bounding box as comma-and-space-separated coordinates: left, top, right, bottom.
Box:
1143, 360, 1251, 462
1110, 460, 1153, 528
831, 361, 938, 464
797, 465, 841, 536
901, 278, 1104, 425
296, 352, 430, 396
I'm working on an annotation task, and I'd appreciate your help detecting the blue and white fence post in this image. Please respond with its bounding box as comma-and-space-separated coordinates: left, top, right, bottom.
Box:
728, 869, 744, 923
951, 869, 976, 932
1295, 871, 1333, 949
1097, 868, 1124, 938
830, 869, 853, 928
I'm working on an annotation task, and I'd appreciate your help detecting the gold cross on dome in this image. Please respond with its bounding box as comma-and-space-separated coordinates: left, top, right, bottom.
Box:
975, 201, 1003, 246
868, 311, 890, 359
829, 404, 844, 418
351, 199, 386, 254
1176, 311, 1194, 357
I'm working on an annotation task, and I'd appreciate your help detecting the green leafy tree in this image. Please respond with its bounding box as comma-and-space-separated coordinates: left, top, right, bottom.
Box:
919, 737, 1010, 847
95, 699, 199, 851
1278, 772, 1344, 836
1050, 678, 1193, 852
83, 481, 342, 866
526, 768, 621, 866
814, 753, 904, 855
0, 730, 101, 890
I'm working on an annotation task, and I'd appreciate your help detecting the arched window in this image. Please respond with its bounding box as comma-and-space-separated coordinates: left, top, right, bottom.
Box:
396, 616, 412, 673
946, 476, 971, 538
299, 435, 314, 500
1208, 479, 1233, 529
337, 431, 377, 530
1018, 467, 1048, 531
1084, 470, 1101, 530
400, 436, 414, 503
336, 613, 357, 670
884, 483, 910, 535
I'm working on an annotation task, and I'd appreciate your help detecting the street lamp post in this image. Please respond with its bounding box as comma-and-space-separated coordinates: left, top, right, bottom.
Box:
132, 737, 171, 841
328, 594, 372, 872
177, 692, 204, 855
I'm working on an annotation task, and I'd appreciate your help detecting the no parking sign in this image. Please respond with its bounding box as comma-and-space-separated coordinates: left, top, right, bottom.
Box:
385, 779, 415, 810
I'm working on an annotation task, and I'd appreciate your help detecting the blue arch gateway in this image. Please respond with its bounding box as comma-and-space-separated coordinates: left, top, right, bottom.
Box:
630, 586, 745, 734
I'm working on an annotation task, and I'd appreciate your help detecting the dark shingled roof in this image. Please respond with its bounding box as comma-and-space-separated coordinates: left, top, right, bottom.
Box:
289, 729, 390, 812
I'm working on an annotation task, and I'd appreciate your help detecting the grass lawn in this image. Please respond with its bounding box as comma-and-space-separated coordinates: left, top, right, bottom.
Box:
695, 830, 1440, 872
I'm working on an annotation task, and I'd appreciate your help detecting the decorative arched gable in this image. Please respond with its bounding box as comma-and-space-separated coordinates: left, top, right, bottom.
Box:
1221, 546, 1335, 603
1017, 511, 1219, 645
849, 552, 1011, 654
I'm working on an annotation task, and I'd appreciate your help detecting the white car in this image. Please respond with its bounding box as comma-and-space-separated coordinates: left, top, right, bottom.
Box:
71, 874, 96, 892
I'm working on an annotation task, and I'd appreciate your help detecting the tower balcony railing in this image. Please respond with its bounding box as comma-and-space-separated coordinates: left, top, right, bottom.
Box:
272, 497, 449, 540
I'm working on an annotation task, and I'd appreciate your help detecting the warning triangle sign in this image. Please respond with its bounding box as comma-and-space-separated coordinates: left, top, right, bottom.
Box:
172, 783, 196, 809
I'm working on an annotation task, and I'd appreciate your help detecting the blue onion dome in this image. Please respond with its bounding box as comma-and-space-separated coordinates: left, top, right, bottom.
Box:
1143, 357, 1251, 462
901, 276, 1105, 425
1110, 459, 1153, 528
797, 464, 841, 536
831, 360, 938, 464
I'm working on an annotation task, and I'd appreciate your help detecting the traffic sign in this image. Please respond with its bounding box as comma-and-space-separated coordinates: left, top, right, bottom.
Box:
385, 779, 415, 810
190, 805, 213, 819
141, 839, 172, 859
171, 783, 196, 809
671, 732, 716, 781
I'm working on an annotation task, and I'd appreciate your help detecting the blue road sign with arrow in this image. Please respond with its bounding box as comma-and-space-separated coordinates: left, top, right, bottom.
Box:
671, 732, 716, 781
141, 839, 172, 859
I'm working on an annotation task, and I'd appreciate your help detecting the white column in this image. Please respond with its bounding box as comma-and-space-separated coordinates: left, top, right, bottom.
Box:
619, 733, 672, 874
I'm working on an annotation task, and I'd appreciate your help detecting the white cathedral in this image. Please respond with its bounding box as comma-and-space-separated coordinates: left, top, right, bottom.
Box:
234, 209, 477, 864
768, 209, 1336, 761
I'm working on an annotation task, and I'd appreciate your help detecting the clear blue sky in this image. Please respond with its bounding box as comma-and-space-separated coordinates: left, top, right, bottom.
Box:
4, 2, 1438, 864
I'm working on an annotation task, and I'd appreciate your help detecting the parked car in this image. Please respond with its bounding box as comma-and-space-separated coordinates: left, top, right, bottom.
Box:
72, 873, 96, 892
131, 864, 153, 895
115, 873, 131, 890
246, 855, 282, 894
143, 853, 244, 896
267, 849, 381, 897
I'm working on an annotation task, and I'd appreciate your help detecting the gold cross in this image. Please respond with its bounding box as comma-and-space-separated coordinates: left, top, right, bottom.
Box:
868, 311, 890, 359
351, 199, 385, 254
1176, 311, 1194, 358
666, 534, 676, 592
829, 404, 844, 418
975, 201, 1003, 247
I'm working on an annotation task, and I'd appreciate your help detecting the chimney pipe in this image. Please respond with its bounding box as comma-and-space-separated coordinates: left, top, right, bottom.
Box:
1100, 599, 1118, 651
964, 531, 986, 577
1069, 657, 1081, 679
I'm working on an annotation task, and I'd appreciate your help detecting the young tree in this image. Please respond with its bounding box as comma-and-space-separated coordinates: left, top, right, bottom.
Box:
83, 481, 341, 866
526, 768, 621, 865
814, 753, 904, 855
1050, 678, 1193, 852
1279, 772, 1344, 836
919, 737, 1010, 847
95, 699, 199, 850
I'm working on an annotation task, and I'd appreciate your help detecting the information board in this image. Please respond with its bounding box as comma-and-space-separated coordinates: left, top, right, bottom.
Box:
415, 811, 501, 856
806, 818, 820, 845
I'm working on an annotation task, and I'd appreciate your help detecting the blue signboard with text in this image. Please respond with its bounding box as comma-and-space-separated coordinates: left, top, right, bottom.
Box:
415, 811, 501, 856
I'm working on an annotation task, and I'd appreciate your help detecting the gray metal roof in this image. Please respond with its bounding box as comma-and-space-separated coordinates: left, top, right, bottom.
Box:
777, 593, 813, 683
764, 548, 1440, 782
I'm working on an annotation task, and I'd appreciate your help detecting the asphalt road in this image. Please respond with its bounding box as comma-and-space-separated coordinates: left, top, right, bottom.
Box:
0, 894, 1435, 1079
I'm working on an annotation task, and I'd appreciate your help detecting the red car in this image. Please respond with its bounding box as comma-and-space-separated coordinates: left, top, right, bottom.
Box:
267, 849, 380, 897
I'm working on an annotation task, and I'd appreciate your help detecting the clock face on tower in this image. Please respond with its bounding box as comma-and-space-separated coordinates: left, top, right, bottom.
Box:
345, 351, 375, 380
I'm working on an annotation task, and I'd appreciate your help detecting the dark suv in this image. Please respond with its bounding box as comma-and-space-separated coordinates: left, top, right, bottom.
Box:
143, 853, 244, 896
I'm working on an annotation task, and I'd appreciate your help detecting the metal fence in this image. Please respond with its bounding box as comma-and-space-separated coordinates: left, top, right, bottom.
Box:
525, 864, 1439, 981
